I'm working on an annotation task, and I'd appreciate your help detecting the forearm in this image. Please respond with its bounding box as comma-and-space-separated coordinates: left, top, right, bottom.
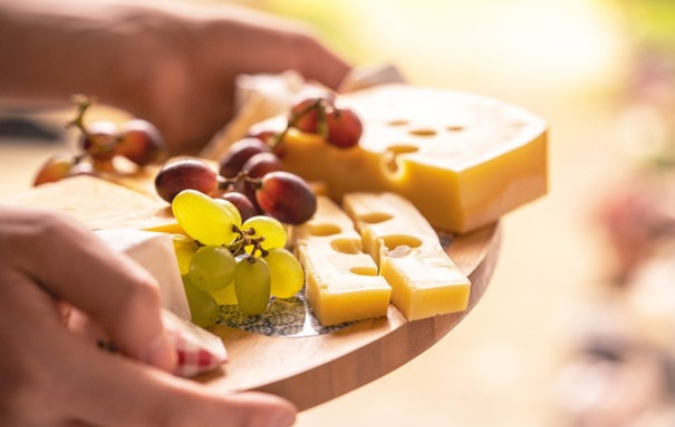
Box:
0, 0, 179, 109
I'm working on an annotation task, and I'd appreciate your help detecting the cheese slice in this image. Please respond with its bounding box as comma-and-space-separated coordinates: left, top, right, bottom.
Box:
1, 175, 178, 231
273, 84, 547, 233
295, 196, 392, 326
95, 229, 191, 320
343, 192, 470, 320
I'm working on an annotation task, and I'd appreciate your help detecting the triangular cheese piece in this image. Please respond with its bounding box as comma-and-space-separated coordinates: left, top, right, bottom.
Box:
1, 176, 177, 231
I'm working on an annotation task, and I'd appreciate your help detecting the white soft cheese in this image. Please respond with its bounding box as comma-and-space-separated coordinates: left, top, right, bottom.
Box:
96, 229, 191, 320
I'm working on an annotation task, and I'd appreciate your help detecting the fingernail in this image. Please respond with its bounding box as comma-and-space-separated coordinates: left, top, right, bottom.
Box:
143, 331, 177, 372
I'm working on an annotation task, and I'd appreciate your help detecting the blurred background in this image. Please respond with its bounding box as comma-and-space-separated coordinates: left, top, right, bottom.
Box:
2, 0, 675, 426
239, 1, 675, 426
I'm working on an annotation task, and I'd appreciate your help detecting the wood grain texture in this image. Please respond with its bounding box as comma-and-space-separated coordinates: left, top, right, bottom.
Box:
199, 222, 501, 410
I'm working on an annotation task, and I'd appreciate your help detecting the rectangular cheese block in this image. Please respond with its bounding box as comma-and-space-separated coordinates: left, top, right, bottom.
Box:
276, 84, 548, 233
343, 192, 471, 320
295, 196, 392, 326
96, 229, 191, 320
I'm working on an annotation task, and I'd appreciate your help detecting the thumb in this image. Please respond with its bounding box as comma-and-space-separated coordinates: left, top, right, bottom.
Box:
10, 207, 176, 371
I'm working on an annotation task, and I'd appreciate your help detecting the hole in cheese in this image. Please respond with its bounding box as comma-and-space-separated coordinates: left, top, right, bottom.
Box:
381, 235, 422, 252
386, 119, 409, 126
384, 145, 419, 174
349, 266, 378, 276
409, 128, 437, 137
308, 223, 341, 236
387, 145, 419, 155
358, 212, 393, 224
330, 238, 361, 255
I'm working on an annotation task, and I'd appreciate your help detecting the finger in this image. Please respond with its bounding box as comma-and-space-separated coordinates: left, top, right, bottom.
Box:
59, 331, 296, 427
7, 207, 175, 372
297, 38, 351, 90
208, 10, 351, 90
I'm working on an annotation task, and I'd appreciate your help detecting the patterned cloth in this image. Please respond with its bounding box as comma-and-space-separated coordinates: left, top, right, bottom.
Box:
162, 310, 228, 378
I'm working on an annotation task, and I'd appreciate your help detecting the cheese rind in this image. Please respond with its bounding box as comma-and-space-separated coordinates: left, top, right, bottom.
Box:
275, 84, 548, 233
343, 192, 471, 320
95, 229, 191, 320
295, 197, 391, 326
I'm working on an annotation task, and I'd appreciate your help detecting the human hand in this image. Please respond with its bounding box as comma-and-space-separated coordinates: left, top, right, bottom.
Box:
0, 205, 296, 427
105, 2, 352, 154
0, 1, 350, 155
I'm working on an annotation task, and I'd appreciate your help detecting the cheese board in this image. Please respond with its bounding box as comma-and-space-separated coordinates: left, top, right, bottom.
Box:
3, 81, 543, 411
199, 221, 500, 410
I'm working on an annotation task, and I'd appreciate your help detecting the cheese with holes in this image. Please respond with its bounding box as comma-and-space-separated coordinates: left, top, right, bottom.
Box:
274, 84, 547, 233
96, 229, 191, 320
1, 175, 179, 231
343, 192, 470, 320
295, 196, 391, 326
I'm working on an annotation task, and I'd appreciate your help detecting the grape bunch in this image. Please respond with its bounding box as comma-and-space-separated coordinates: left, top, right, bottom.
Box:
283, 89, 363, 149
154, 156, 317, 226
170, 189, 305, 326
33, 96, 165, 186
247, 89, 364, 151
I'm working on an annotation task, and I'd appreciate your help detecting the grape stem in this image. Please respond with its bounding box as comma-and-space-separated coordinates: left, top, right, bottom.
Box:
217, 171, 263, 191
273, 97, 332, 150
66, 95, 95, 140
65, 94, 121, 154
230, 224, 269, 258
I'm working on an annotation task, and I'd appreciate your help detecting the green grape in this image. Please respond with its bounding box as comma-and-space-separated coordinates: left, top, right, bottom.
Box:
215, 198, 242, 228
242, 216, 287, 253
189, 246, 236, 292
183, 276, 220, 327
234, 257, 271, 315
209, 282, 237, 305
172, 189, 237, 246
172, 234, 198, 276
266, 248, 305, 298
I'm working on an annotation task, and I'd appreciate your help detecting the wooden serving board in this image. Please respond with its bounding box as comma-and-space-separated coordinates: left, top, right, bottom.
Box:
2, 175, 501, 409
199, 222, 501, 410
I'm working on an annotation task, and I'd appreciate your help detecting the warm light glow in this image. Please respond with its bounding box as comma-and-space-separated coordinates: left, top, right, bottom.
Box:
342, 0, 627, 92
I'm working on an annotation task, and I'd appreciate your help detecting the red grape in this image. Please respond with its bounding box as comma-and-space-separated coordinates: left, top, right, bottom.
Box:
242, 152, 283, 178
325, 107, 362, 149
80, 120, 119, 160
220, 192, 257, 222
92, 158, 116, 173
155, 159, 218, 203
218, 138, 271, 178
289, 98, 321, 133
117, 119, 165, 166
256, 171, 317, 224
247, 127, 278, 145
33, 155, 76, 186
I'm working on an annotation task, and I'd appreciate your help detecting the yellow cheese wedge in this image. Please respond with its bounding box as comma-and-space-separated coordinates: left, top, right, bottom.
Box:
343, 192, 470, 320
275, 84, 547, 233
295, 196, 392, 326
0, 176, 178, 231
